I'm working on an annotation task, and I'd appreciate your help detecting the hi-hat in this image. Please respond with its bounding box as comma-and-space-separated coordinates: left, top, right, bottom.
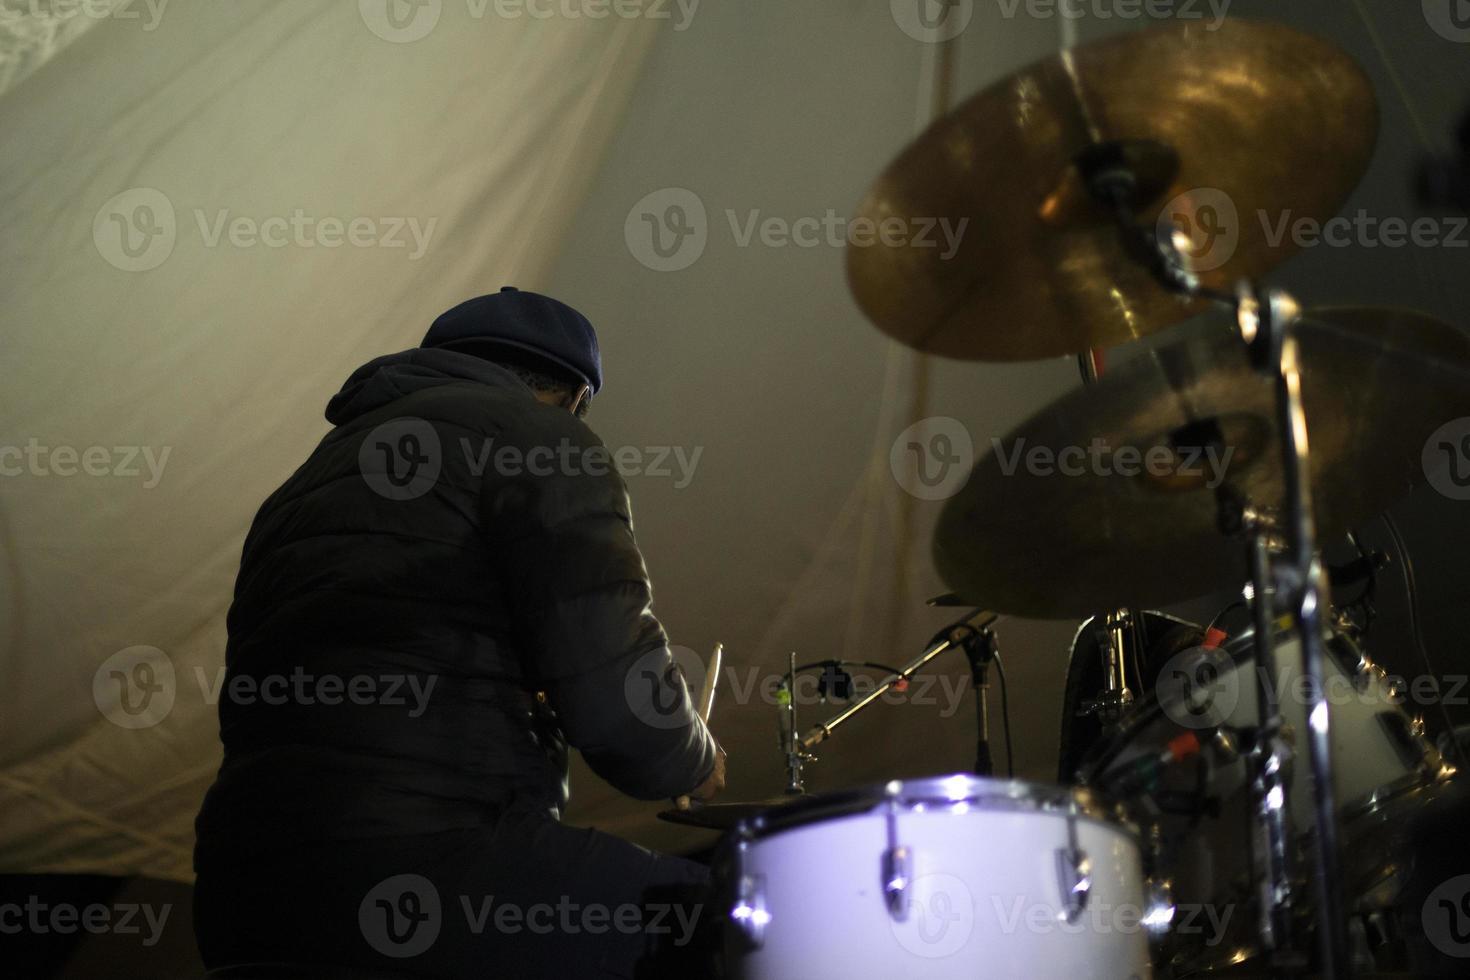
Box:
933, 308, 1470, 618
657, 795, 810, 830
846, 19, 1377, 361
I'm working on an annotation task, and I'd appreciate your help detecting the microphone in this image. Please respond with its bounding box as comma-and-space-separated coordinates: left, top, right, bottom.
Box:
927, 608, 1000, 649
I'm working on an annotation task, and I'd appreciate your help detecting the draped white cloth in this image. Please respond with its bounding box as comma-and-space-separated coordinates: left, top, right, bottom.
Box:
0, 0, 661, 881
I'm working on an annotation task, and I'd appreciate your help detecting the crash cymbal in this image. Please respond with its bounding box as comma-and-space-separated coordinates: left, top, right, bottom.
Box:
847, 20, 1377, 361
934, 308, 1470, 618
657, 796, 810, 831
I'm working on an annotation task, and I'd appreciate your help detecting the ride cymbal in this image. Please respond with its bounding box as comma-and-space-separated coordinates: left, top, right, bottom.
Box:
847, 19, 1378, 360
933, 308, 1470, 618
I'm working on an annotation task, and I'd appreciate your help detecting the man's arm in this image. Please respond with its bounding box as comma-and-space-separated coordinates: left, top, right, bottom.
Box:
482, 406, 717, 801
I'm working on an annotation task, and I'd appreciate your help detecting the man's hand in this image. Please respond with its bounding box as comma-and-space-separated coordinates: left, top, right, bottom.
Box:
691, 744, 727, 801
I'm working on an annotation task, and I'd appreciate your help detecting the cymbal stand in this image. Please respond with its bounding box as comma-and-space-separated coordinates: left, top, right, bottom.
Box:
1074, 327, 1137, 732
1082, 150, 1349, 977
1219, 492, 1305, 970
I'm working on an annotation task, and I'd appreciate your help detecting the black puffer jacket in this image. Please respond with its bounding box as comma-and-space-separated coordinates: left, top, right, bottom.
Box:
194, 348, 715, 867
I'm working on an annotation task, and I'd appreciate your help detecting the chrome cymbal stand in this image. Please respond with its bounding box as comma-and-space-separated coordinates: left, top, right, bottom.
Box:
1080, 148, 1348, 976
1076, 341, 1137, 732
1233, 285, 1346, 977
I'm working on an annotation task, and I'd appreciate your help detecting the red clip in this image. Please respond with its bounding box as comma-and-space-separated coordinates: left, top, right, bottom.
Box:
1202, 627, 1229, 650
1166, 731, 1202, 762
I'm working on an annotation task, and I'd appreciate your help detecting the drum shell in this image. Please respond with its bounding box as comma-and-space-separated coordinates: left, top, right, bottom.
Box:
719, 777, 1153, 980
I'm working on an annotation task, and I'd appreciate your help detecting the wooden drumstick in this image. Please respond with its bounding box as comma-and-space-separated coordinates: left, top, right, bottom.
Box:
675, 643, 722, 811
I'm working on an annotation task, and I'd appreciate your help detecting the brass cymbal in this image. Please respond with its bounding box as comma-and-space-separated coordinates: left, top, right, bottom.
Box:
656, 796, 810, 831
847, 20, 1378, 361
934, 308, 1470, 618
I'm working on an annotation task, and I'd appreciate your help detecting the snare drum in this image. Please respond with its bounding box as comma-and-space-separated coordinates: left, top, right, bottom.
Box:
717, 775, 1154, 980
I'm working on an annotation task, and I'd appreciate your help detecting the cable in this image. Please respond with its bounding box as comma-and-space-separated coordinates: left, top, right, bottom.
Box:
1336, 529, 1379, 636
1380, 511, 1465, 769
993, 651, 1014, 778
1206, 598, 1249, 634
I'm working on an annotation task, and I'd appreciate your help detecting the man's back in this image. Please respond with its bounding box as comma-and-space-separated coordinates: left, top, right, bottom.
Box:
195, 348, 714, 870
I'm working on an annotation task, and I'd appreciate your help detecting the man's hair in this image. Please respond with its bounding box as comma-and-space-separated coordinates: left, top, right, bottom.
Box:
439, 339, 590, 418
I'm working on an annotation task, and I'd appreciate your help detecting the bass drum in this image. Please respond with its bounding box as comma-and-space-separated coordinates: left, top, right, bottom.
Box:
1081, 626, 1453, 976
716, 775, 1155, 980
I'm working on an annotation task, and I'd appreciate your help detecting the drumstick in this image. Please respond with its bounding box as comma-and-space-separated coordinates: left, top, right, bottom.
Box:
696, 642, 722, 723
676, 643, 722, 811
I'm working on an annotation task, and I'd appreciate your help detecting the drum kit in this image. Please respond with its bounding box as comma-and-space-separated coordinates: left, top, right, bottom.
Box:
665, 18, 1470, 979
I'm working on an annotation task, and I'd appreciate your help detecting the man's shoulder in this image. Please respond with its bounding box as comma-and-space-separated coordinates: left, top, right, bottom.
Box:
354, 379, 593, 445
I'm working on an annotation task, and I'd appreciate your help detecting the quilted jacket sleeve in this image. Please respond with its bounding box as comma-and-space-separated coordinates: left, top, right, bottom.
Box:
481, 403, 717, 801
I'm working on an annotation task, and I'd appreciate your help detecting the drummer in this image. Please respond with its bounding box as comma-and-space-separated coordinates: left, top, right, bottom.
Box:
193, 288, 725, 979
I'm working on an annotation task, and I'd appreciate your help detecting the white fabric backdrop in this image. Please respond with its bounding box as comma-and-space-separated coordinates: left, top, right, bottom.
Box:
0, 0, 661, 881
